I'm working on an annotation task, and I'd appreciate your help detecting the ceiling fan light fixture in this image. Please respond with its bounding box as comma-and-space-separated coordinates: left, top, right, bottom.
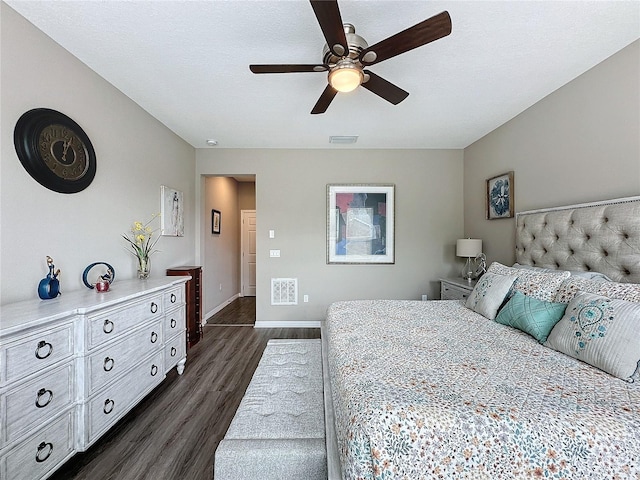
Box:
328, 64, 363, 93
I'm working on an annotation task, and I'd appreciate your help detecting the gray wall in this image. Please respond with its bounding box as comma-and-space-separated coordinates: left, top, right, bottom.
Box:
203, 176, 241, 314
463, 40, 640, 267
1, 4, 196, 304
196, 149, 464, 323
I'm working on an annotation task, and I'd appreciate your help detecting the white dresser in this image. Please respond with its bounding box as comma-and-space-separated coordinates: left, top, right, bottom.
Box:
0, 277, 188, 480
439, 277, 477, 301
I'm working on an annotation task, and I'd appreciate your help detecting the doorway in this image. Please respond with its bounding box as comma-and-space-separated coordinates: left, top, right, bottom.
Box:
202, 176, 255, 323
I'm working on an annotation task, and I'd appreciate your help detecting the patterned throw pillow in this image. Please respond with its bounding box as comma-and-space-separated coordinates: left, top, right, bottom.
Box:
545, 291, 640, 381
487, 262, 570, 302
495, 291, 567, 343
465, 273, 518, 320
554, 277, 640, 304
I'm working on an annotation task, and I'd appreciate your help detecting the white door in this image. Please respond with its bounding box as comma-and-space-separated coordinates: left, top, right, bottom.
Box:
241, 210, 257, 297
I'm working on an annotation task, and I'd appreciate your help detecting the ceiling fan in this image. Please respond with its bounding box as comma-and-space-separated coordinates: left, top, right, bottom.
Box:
250, 0, 452, 114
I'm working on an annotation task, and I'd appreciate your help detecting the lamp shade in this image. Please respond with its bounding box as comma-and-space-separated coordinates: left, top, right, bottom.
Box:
456, 238, 482, 258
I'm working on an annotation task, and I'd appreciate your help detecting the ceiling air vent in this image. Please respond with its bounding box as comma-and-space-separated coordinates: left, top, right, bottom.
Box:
329, 135, 358, 144
271, 278, 298, 305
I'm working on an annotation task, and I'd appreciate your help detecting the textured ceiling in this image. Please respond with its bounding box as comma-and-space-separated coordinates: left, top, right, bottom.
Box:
6, 1, 639, 149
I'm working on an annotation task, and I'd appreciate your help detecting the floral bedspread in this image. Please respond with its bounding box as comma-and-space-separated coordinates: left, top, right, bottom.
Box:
325, 300, 640, 479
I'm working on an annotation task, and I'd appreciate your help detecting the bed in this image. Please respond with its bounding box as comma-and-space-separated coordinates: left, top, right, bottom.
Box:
322, 196, 640, 479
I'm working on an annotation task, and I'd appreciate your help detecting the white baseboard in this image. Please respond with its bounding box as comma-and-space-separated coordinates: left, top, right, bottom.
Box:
254, 320, 322, 329
204, 293, 240, 323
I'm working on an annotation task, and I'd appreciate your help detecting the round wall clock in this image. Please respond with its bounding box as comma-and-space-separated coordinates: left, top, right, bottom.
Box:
14, 108, 96, 194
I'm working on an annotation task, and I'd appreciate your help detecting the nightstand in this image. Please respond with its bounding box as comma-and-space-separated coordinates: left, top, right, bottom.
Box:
440, 277, 477, 300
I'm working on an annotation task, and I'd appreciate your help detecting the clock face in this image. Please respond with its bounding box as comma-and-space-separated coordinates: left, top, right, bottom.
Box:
14, 109, 96, 193
38, 124, 90, 181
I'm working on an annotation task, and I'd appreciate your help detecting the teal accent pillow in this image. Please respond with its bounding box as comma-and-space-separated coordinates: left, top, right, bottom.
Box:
495, 291, 567, 343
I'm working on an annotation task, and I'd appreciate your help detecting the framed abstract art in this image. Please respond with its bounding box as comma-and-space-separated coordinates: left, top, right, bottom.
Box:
327, 184, 395, 264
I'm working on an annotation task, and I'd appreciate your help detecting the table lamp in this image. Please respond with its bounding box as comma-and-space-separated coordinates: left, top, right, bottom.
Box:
457, 238, 483, 281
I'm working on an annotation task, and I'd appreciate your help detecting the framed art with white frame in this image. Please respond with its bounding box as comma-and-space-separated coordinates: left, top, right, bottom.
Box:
161, 185, 184, 236
327, 184, 395, 264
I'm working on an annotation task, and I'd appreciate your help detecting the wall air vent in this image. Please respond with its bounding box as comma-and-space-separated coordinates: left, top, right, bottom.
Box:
271, 278, 298, 305
329, 135, 358, 144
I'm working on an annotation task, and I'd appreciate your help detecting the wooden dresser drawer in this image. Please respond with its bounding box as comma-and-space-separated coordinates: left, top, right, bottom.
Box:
164, 308, 185, 340
3, 363, 74, 448
86, 321, 163, 396
86, 350, 163, 445
2, 322, 74, 385
86, 294, 163, 349
3, 409, 75, 480
163, 286, 184, 312
164, 334, 185, 373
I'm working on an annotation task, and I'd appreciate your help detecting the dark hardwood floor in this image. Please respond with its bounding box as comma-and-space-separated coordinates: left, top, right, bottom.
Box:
50, 299, 320, 480
206, 297, 256, 325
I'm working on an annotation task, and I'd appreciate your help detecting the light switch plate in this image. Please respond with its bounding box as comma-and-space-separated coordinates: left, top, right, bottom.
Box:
269, 230, 275, 238
270, 249, 280, 257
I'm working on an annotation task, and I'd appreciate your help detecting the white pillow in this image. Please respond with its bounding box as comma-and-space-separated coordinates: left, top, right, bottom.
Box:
545, 291, 640, 381
465, 273, 517, 320
488, 262, 570, 302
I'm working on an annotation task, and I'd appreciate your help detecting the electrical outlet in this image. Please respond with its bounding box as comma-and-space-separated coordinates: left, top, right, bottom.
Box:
421, 294, 428, 301
219, 283, 223, 291
303, 295, 309, 303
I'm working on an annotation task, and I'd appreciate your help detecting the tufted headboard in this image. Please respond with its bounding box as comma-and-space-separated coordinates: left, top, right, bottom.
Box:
515, 196, 640, 283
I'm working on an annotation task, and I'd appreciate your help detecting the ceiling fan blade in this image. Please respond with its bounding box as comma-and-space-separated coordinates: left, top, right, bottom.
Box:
361, 70, 409, 105
311, 85, 338, 114
250, 64, 328, 74
310, 0, 348, 57
359, 11, 452, 66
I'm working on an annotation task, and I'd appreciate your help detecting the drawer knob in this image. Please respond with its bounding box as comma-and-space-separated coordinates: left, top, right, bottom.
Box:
150, 331, 158, 344
35, 442, 54, 463
150, 302, 158, 314
35, 388, 54, 408
170, 318, 177, 328
103, 357, 115, 372
170, 346, 177, 357
103, 319, 114, 334
151, 364, 158, 376
170, 293, 177, 303
103, 398, 115, 414
34, 341, 53, 360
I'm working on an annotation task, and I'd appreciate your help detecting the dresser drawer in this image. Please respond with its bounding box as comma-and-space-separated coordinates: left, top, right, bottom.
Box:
163, 286, 184, 312
3, 409, 75, 480
441, 283, 472, 301
3, 363, 74, 448
86, 294, 163, 349
86, 321, 163, 396
2, 322, 74, 385
86, 350, 163, 445
164, 308, 185, 340
164, 334, 185, 373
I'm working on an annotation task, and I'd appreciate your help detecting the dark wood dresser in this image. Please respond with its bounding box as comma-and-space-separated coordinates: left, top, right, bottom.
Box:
166, 266, 202, 348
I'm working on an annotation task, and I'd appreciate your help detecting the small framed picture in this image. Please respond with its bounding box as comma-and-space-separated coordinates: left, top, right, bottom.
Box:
212, 209, 221, 234
486, 171, 514, 219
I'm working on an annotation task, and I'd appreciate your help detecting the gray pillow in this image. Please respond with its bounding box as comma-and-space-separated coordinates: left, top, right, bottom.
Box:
465, 273, 517, 320
545, 291, 640, 381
